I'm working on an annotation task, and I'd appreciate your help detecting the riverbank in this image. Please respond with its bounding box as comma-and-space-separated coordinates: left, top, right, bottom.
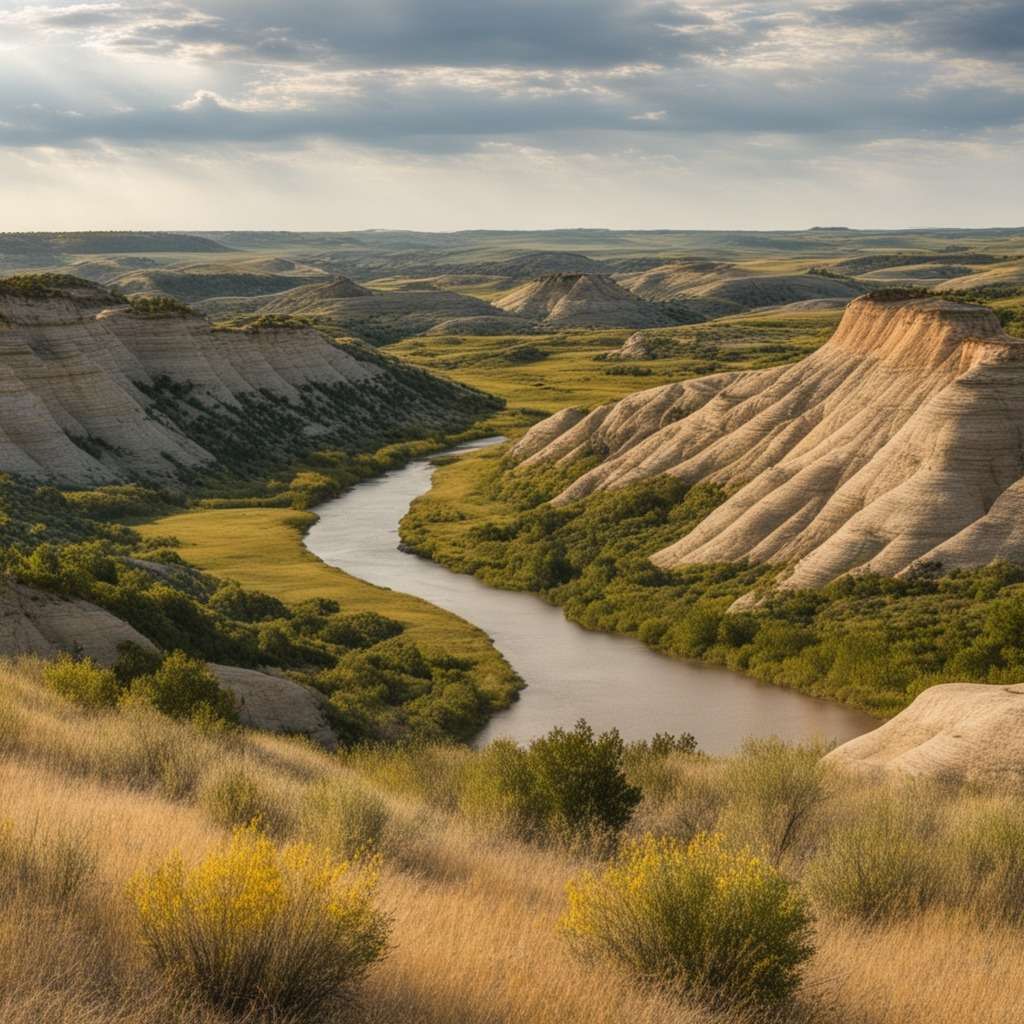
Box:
136, 500, 522, 727
399, 443, 1024, 720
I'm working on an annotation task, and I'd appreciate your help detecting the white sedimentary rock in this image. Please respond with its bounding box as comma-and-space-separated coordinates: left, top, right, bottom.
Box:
824, 683, 1024, 789
0, 282, 396, 485
515, 295, 1024, 588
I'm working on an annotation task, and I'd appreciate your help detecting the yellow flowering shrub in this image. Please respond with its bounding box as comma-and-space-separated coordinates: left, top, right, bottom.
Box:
130, 825, 389, 1016
562, 833, 813, 1006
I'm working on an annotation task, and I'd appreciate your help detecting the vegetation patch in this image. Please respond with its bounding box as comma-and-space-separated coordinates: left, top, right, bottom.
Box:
402, 447, 1024, 716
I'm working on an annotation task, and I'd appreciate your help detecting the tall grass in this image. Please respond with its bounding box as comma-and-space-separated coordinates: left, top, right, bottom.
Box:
3, 656, 1024, 1023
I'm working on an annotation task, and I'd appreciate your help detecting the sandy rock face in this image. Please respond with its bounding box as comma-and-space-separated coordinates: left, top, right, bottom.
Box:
515, 295, 1024, 588
824, 683, 1024, 790
607, 332, 658, 360
0, 277, 469, 486
495, 273, 677, 329
210, 664, 337, 749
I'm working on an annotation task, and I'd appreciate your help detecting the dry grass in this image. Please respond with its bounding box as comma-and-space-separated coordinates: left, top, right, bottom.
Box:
2, 656, 1023, 1023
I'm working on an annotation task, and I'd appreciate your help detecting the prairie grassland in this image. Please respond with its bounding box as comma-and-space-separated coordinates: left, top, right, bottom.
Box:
3, 657, 1024, 1024
389, 309, 841, 414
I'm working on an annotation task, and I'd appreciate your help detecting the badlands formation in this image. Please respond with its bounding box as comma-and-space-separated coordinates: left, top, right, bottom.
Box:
495, 272, 679, 328
513, 294, 1024, 590
0, 275, 491, 486
618, 260, 866, 318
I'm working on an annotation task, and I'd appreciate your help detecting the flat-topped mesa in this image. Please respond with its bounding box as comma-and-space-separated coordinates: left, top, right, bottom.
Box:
824, 293, 1011, 371
512, 295, 1024, 590
0, 274, 494, 487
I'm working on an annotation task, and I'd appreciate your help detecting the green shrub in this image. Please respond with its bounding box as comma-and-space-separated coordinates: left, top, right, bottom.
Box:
956, 803, 1024, 924
42, 654, 122, 709
461, 720, 641, 842
130, 826, 389, 1017
323, 611, 404, 649
805, 785, 945, 921
128, 651, 237, 723
562, 833, 813, 1006
717, 738, 829, 865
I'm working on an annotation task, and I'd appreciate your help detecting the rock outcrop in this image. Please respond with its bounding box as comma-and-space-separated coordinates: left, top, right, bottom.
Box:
0, 276, 494, 486
514, 295, 1024, 589
824, 683, 1024, 790
0, 579, 337, 747
607, 332, 659, 360
495, 273, 677, 329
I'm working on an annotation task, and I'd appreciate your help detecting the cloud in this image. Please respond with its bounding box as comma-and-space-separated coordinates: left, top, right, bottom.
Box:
0, 1, 1020, 227
816, 1, 1024, 61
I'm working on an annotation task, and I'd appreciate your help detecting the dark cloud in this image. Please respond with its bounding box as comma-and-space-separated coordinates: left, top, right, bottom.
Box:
817, 1, 1024, 59
0, 0, 1021, 159
91, 0, 736, 69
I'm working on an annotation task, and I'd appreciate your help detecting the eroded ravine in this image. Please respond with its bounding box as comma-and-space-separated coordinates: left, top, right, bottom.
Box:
305, 438, 876, 754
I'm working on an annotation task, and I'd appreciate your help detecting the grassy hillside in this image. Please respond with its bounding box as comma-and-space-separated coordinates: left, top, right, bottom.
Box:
3, 657, 1024, 1023
391, 309, 840, 413
135, 504, 517, 705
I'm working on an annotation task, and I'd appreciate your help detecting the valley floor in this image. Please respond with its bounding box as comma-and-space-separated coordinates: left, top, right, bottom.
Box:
136, 504, 519, 711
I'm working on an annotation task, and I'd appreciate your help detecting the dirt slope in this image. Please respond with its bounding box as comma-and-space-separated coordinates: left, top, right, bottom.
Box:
0, 275, 494, 486
513, 294, 1024, 589
495, 273, 676, 328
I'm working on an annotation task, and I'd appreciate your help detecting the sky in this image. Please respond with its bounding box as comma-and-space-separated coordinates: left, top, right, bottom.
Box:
0, 0, 1022, 231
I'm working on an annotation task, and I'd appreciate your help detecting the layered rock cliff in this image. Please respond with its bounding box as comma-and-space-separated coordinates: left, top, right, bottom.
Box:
0, 276, 496, 486
513, 295, 1024, 588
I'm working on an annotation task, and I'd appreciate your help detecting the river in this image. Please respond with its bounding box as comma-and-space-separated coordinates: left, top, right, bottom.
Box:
305, 438, 877, 754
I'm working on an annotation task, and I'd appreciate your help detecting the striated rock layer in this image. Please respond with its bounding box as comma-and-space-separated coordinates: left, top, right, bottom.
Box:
513, 295, 1024, 588
0, 277, 492, 487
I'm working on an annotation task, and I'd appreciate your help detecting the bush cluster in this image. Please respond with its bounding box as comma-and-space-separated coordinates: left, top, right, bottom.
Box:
130, 826, 389, 1017
460, 720, 641, 843
562, 833, 813, 1006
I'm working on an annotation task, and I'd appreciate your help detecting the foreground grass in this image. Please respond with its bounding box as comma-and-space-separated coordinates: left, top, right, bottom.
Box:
136, 506, 517, 701
3, 657, 1024, 1023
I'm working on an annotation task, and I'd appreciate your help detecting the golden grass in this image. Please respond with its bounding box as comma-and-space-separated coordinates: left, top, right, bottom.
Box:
4, 657, 1024, 1023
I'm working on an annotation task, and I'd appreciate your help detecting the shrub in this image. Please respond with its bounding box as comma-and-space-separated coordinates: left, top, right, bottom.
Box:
461, 721, 641, 843
527, 720, 641, 837
127, 651, 237, 723
198, 766, 291, 836
562, 833, 813, 1006
130, 826, 389, 1017
42, 654, 122, 709
804, 785, 945, 921
955, 803, 1024, 924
